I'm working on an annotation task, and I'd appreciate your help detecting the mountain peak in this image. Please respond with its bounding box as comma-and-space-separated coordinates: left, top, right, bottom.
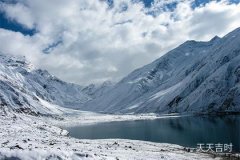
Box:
82, 27, 240, 114
0, 53, 34, 71
210, 35, 221, 42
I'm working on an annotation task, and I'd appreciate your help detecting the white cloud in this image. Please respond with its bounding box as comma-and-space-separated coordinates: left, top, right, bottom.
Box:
0, 29, 41, 63
0, 2, 35, 29
0, 0, 240, 85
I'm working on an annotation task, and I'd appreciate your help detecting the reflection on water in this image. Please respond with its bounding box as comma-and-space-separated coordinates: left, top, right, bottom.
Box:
65, 115, 240, 152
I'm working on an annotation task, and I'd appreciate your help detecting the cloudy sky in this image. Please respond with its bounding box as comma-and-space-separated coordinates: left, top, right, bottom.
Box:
0, 0, 240, 85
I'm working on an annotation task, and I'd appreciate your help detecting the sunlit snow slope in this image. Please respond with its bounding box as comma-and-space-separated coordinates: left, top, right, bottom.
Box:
83, 28, 240, 114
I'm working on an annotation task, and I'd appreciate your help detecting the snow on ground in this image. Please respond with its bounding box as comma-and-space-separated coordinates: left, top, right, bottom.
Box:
50, 110, 181, 127
0, 112, 230, 160
149, 82, 182, 101
35, 100, 180, 127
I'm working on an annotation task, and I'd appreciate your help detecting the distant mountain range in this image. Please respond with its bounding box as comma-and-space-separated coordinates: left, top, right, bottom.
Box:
1, 28, 240, 115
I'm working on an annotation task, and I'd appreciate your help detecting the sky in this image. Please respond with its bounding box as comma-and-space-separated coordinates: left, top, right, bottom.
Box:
0, 0, 240, 85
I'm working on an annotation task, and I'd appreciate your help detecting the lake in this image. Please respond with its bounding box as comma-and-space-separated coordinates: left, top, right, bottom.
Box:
65, 115, 240, 152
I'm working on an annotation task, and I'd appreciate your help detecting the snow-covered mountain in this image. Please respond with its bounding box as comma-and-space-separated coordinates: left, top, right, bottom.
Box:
82, 28, 240, 114
1, 28, 240, 116
0, 54, 112, 116
81, 81, 113, 99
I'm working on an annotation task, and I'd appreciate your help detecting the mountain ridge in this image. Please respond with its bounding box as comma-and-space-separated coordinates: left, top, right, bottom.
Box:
0, 27, 240, 115
81, 27, 240, 114
0, 54, 112, 115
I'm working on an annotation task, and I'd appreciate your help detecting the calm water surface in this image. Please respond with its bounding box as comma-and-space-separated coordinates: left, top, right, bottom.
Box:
65, 115, 240, 152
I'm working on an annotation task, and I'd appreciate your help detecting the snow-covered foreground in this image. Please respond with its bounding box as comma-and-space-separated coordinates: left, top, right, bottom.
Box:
0, 112, 231, 160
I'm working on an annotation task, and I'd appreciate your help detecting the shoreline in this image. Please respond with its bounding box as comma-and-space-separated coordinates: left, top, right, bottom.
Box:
1, 112, 239, 160
49, 110, 240, 128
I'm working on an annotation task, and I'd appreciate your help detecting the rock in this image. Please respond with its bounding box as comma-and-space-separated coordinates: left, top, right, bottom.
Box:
10, 145, 23, 150
2, 140, 9, 145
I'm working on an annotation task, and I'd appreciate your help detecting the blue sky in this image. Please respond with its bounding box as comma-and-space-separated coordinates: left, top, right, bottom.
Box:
0, 11, 35, 35
0, 0, 240, 85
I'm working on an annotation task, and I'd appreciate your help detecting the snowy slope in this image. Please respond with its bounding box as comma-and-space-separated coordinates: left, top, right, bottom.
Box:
0, 53, 112, 115
1, 28, 239, 115
82, 28, 240, 114
81, 81, 113, 99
